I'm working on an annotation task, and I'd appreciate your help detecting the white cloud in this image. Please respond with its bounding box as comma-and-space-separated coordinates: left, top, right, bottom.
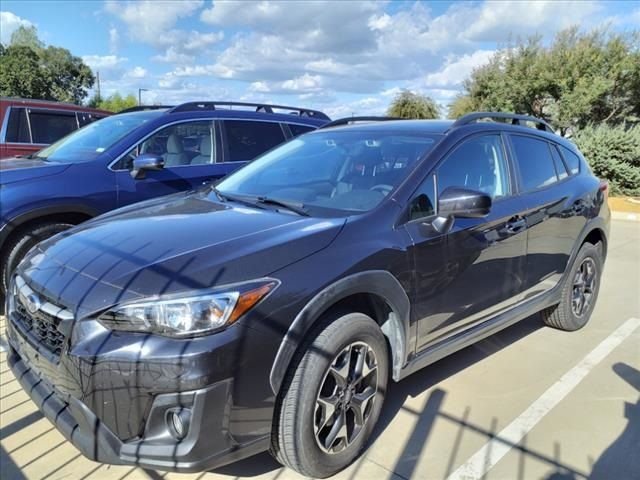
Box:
423, 50, 495, 88
81, 54, 128, 70
104, 0, 222, 66
104, 0, 203, 45
0, 11, 33, 44
109, 27, 119, 53
126, 66, 147, 79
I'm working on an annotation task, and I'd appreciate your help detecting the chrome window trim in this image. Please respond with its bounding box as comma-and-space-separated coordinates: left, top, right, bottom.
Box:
107, 117, 299, 171
0, 105, 12, 142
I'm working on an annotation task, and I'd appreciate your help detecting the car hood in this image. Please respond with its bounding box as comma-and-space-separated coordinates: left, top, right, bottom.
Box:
0, 157, 71, 185
18, 190, 345, 317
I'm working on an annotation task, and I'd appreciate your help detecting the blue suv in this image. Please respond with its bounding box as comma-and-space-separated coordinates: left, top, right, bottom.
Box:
0, 101, 329, 306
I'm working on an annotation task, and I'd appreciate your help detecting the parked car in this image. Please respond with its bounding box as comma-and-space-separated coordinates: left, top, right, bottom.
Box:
0, 101, 330, 308
0, 97, 111, 159
5, 112, 609, 477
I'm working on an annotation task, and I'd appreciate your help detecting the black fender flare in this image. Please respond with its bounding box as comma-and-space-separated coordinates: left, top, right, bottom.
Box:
0, 204, 99, 252
269, 270, 411, 394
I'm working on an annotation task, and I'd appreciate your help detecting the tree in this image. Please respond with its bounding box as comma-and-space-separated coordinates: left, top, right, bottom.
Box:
448, 27, 640, 135
387, 90, 440, 119
0, 25, 94, 103
10, 25, 44, 50
0, 45, 49, 99
88, 92, 138, 112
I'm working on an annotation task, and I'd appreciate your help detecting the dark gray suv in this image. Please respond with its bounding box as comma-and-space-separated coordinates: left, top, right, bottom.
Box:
6, 112, 609, 477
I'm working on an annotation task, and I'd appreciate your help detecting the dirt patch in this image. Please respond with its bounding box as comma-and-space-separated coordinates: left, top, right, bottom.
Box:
609, 197, 640, 213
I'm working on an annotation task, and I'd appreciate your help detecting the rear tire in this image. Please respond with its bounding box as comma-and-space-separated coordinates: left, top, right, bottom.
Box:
542, 241, 602, 331
1, 222, 73, 308
271, 312, 388, 478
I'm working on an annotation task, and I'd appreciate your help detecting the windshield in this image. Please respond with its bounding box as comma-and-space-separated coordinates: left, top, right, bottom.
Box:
35, 111, 164, 163
216, 130, 441, 215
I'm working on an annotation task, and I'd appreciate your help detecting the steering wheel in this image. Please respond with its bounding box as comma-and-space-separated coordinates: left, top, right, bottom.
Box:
370, 184, 393, 196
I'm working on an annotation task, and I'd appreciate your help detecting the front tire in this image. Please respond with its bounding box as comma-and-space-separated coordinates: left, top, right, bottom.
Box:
271, 312, 388, 478
542, 241, 602, 331
1, 222, 73, 304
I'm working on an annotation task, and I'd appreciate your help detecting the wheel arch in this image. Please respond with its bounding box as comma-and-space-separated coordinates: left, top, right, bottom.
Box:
269, 270, 411, 394
0, 205, 98, 255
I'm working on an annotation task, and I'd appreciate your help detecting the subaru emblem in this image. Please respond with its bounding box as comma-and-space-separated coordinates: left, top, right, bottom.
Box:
25, 293, 41, 314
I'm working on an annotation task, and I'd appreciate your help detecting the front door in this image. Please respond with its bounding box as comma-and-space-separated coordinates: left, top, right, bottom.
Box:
115, 120, 229, 207
403, 133, 529, 351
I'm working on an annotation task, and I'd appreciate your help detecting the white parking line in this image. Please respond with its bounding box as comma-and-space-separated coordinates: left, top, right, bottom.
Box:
447, 317, 640, 480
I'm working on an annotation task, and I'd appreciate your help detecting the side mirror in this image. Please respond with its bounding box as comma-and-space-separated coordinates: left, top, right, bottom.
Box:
438, 186, 492, 219
438, 187, 491, 218
130, 153, 164, 179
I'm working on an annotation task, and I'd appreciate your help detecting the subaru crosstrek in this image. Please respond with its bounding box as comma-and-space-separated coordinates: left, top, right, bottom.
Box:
0, 101, 329, 308
6, 112, 609, 477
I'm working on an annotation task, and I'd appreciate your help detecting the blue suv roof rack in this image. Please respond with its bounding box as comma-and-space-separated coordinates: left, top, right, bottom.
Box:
168, 101, 330, 120
118, 105, 173, 113
452, 112, 555, 133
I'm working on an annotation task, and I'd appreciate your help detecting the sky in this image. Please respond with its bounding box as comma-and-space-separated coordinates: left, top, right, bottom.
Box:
1, 0, 639, 118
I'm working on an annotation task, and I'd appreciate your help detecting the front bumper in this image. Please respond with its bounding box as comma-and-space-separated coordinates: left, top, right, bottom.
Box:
6, 342, 270, 472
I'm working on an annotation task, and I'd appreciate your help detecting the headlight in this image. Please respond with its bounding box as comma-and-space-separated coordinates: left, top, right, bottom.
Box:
98, 279, 278, 337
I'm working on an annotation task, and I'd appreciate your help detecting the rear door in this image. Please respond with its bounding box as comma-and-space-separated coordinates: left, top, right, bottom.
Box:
507, 134, 588, 299
220, 119, 287, 163
114, 119, 228, 206
1, 107, 37, 158
404, 133, 529, 350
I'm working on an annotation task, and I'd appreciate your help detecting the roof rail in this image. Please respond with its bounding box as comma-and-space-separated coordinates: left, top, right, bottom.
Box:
118, 105, 173, 113
167, 101, 330, 120
452, 112, 555, 133
320, 116, 400, 129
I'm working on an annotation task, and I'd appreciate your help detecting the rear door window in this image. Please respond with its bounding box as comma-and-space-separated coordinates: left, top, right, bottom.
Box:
510, 135, 558, 191
223, 120, 286, 162
29, 110, 78, 144
5, 107, 31, 143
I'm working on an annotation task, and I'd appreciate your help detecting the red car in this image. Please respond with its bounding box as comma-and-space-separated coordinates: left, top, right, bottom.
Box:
0, 97, 111, 159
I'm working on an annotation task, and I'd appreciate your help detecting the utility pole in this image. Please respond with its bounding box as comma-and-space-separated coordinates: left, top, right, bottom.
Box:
96, 71, 101, 102
138, 88, 149, 106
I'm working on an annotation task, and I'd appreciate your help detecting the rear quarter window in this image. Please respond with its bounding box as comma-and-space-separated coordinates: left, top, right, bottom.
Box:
510, 135, 558, 191
29, 110, 78, 144
559, 145, 581, 175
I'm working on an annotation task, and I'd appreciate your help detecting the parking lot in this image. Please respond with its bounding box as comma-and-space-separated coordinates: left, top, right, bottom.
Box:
1, 218, 638, 480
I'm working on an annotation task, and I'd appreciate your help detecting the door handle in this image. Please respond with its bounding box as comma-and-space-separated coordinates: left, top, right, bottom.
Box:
505, 217, 526, 234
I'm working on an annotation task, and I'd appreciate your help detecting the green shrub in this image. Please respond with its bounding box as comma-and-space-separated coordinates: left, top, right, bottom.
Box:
572, 124, 640, 196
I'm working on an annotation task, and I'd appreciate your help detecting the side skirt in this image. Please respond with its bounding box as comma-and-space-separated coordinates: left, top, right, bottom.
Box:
396, 286, 562, 381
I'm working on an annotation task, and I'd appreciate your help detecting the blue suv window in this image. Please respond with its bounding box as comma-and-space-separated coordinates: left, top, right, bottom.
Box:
125, 121, 216, 168
223, 120, 285, 162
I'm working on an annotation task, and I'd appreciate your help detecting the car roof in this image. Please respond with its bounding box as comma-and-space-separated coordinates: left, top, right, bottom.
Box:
0, 97, 111, 114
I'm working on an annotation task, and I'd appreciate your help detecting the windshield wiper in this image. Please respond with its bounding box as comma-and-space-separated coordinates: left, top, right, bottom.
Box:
212, 188, 267, 210
256, 196, 310, 216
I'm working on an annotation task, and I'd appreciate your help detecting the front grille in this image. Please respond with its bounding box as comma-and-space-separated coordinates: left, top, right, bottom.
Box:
14, 299, 66, 356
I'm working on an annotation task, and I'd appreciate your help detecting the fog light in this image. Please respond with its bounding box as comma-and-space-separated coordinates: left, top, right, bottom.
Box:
167, 408, 192, 440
